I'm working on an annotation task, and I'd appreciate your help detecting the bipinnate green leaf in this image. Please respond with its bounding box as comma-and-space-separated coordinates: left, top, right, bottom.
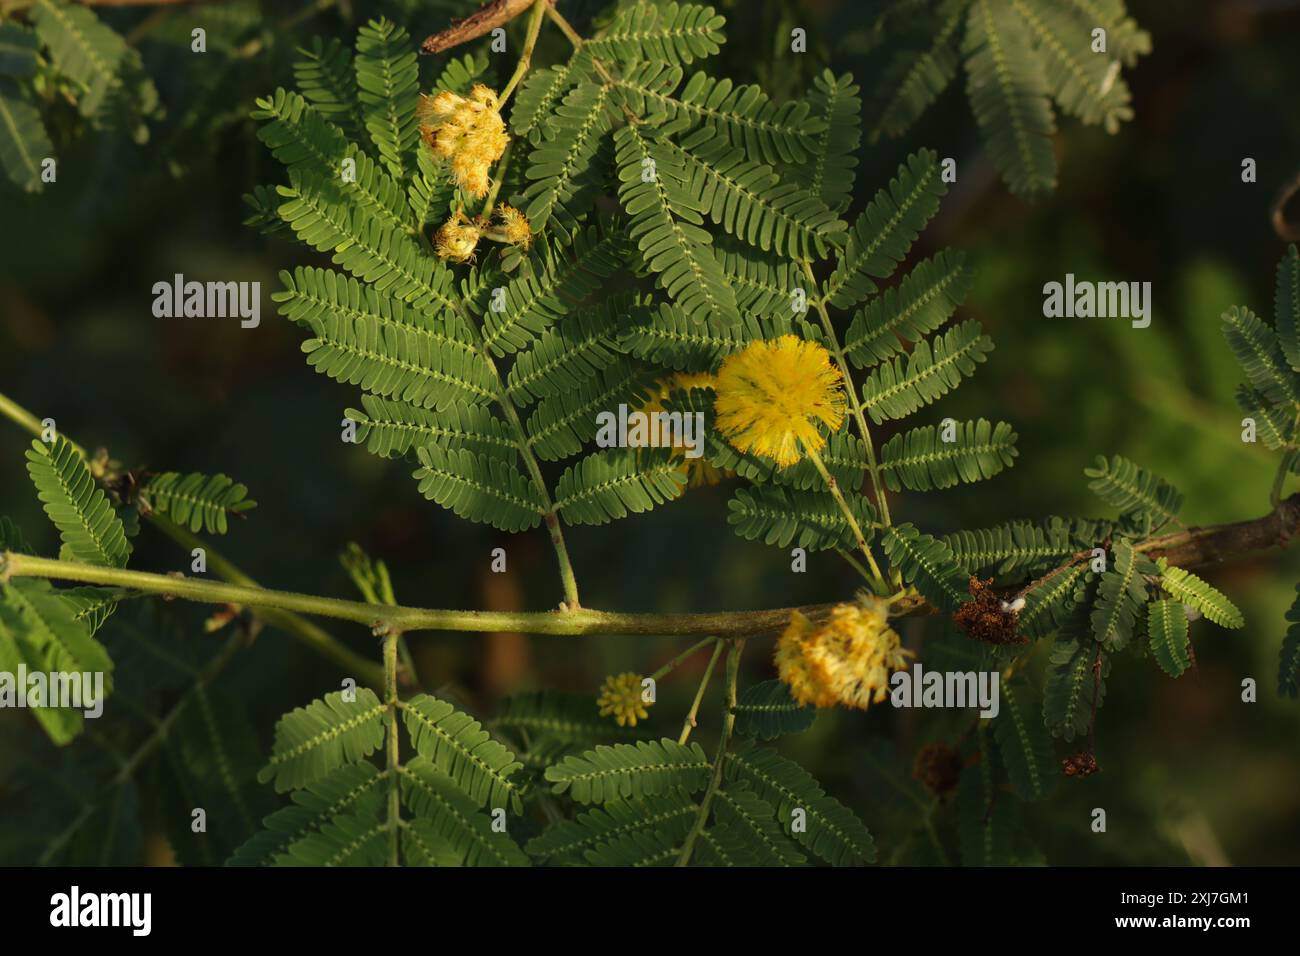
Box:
1156, 560, 1243, 629
228, 763, 386, 866
26, 437, 131, 568
258, 688, 386, 793
1147, 598, 1191, 678
992, 680, 1055, 800
544, 738, 711, 804
724, 741, 874, 866
400, 693, 526, 813
732, 679, 815, 739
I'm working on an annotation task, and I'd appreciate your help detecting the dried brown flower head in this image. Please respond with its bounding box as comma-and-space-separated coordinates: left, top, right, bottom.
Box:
953, 576, 1026, 645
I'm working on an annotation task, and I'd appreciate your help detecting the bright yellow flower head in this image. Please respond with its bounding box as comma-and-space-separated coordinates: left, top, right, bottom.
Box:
776, 597, 913, 710
713, 335, 846, 467
433, 210, 482, 263
637, 372, 727, 490
496, 204, 532, 248
597, 672, 652, 727
418, 83, 509, 199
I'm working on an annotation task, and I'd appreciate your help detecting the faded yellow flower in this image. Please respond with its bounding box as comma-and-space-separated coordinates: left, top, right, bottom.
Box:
713, 335, 846, 467
496, 204, 532, 247
776, 597, 913, 710
433, 210, 482, 263
597, 672, 652, 727
419, 83, 509, 199
775, 611, 831, 708
637, 371, 727, 490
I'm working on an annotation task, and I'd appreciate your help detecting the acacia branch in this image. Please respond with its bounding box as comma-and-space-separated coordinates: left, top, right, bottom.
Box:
0, 551, 838, 637
4, 493, 1298, 640
420, 0, 554, 55
0, 391, 386, 687
1138, 492, 1300, 565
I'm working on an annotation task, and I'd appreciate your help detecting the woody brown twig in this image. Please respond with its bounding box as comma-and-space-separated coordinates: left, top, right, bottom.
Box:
420, 0, 554, 55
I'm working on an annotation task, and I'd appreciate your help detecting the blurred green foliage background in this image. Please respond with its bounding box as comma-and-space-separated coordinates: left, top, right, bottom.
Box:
0, 0, 1297, 865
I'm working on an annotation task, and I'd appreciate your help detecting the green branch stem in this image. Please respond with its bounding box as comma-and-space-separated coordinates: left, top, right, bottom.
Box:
542, 2, 584, 46
0, 391, 386, 688
544, 3, 619, 88
490, 364, 582, 606
7, 484, 1299, 642
383, 629, 402, 866
447, 298, 583, 608
675, 638, 741, 866
835, 547, 876, 586
479, 140, 512, 220
150, 516, 387, 687
677, 638, 723, 744
800, 260, 894, 530
5, 397, 1300, 650
0, 392, 79, 454
1269, 437, 1298, 509
805, 444, 889, 594
0, 550, 866, 636
498, 0, 548, 105
651, 634, 717, 682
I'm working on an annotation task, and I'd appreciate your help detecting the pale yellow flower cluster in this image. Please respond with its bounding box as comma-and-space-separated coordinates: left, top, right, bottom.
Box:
433, 203, 532, 263
496, 203, 532, 248
776, 597, 913, 710
418, 84, 509, 198
636, 371, 727, 490
433, 209, 483, 263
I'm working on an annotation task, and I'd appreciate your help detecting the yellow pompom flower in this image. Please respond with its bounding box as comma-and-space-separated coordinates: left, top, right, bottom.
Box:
496, 204, 532, 248
433, 210, 483, 262
776, 597, 913, 710
597, 672, 652, 727
637, 371, 727, 490
713, 335, 846, 467
418, 83, 509, 199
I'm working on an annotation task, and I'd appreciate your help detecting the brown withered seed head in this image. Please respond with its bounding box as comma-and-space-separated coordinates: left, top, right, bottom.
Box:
913, 741, 963, 800
953, 576, 1026, 645
1062, 752, 1099, 778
